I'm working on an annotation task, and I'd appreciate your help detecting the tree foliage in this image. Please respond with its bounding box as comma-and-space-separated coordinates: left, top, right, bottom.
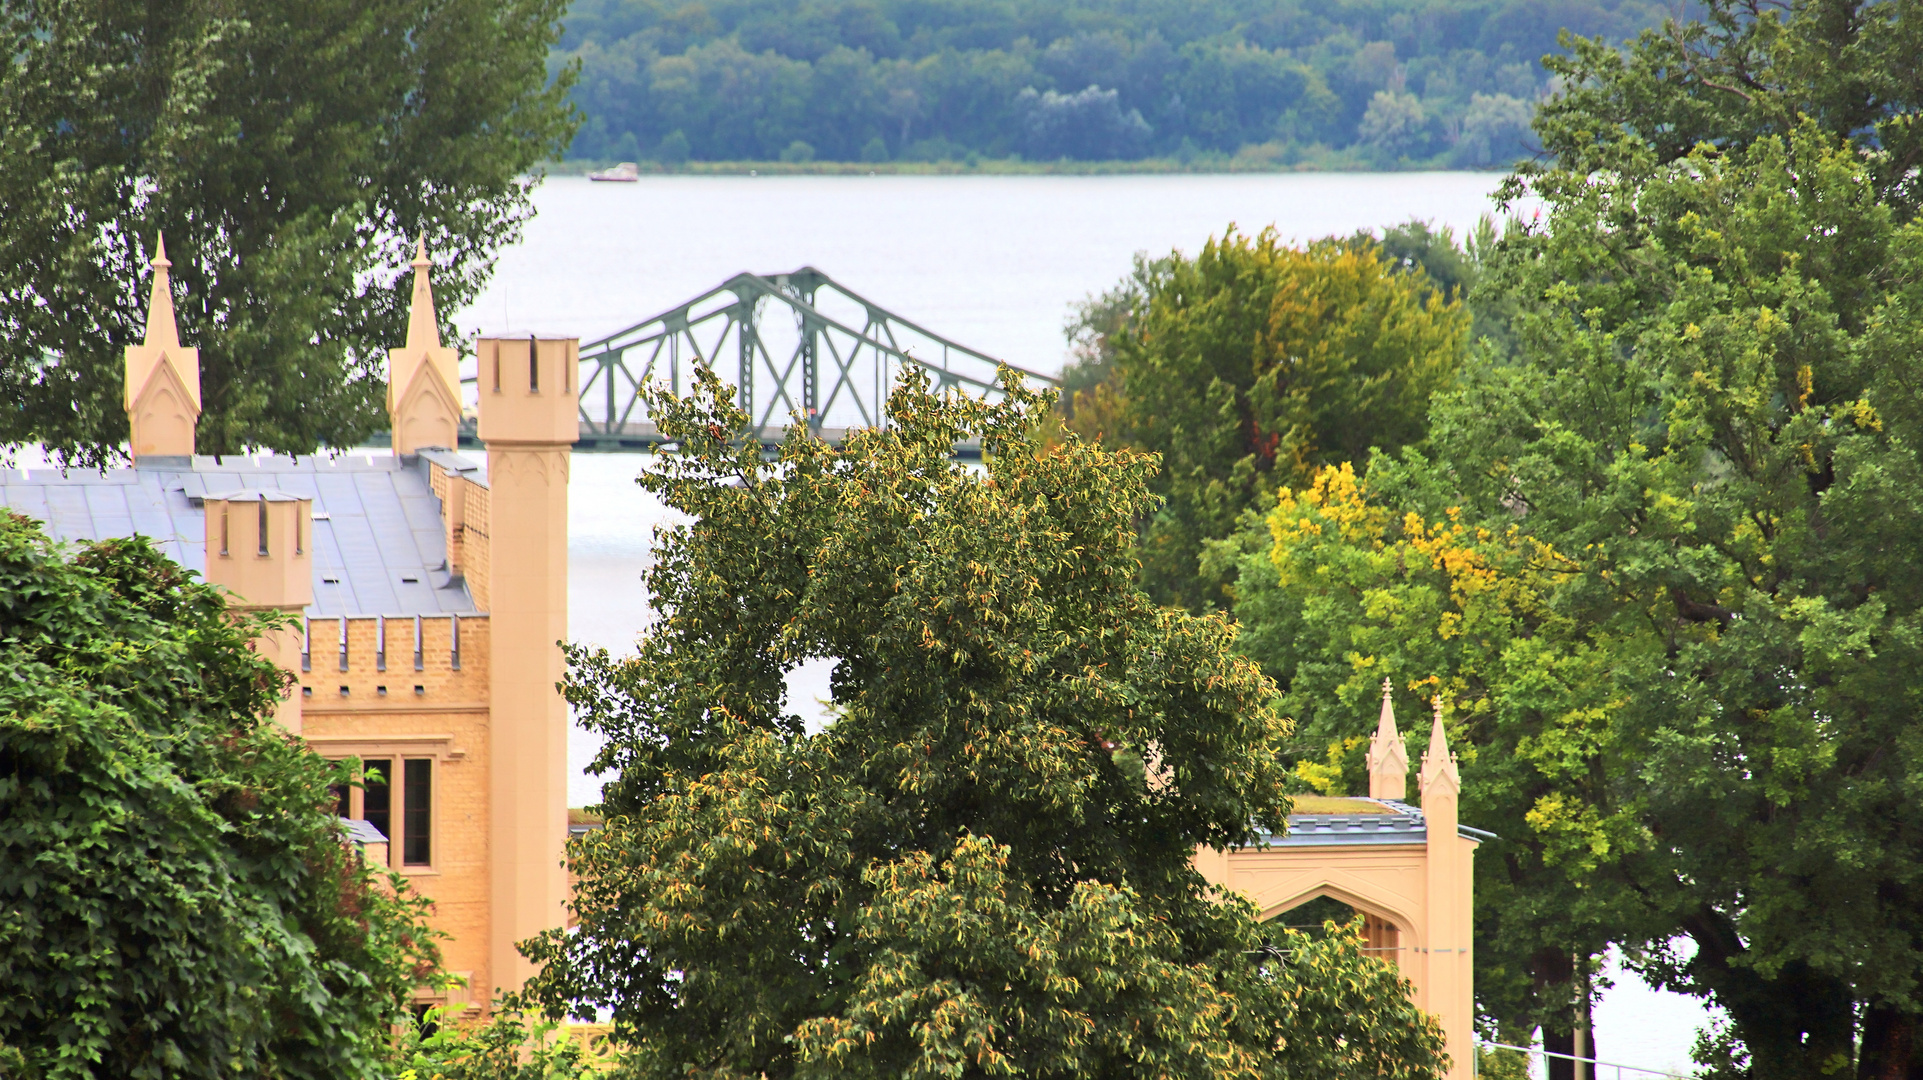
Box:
0, 0, 578, 465
1062, 227, 1469, 610
1533, 0, 1923, 218
558, 0, 1671, 165
392, 1007, 612, 1079
0, 512, 436, 1079
1230, 107, 1923, 1080
1229, 463, 1633, 1052
522, 369, 1447, 1080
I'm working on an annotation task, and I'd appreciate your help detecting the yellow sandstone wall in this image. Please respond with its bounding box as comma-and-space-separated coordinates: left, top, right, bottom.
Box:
423, 458, 492, 613
299, 614, 495, 1012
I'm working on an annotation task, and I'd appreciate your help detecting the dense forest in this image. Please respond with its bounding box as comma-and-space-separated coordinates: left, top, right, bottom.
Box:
557, 0, 1677, 167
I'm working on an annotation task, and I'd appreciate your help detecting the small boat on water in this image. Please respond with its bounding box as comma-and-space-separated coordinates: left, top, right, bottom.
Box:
588, 161, 640, 182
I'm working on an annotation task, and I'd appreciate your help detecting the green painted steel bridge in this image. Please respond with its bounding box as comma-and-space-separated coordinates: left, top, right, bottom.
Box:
457, 267, 1059, 455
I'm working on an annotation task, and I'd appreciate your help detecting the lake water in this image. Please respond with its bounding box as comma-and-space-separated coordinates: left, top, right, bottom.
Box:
460, 172, 1706, 1076
458, 172, 1524, 371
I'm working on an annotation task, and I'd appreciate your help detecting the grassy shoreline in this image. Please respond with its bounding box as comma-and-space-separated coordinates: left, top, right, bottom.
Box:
540, 154, 1510, 178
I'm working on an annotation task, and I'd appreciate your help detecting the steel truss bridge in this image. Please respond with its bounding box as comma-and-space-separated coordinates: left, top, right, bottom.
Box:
457, 267, 1059, 455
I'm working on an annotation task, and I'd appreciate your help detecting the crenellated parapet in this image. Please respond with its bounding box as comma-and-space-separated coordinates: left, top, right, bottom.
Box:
421, 450, 492, 611
297, 612, 487, 707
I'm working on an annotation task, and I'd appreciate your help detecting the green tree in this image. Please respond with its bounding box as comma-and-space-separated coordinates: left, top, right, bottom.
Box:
521, 369, 1448, 1080
393, 1006, 612, 1078
1237, 119, 1923, 1076
555, 0, 1675, 165
0, 0, 578, 465
1533, 0, 1923, 218
1229, 463, 1636, 1069
0, 512, 438, 1079
1066, 227, 1468, 610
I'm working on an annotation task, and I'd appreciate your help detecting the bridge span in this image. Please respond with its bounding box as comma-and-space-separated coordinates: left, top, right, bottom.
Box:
453, 267, 1060, 455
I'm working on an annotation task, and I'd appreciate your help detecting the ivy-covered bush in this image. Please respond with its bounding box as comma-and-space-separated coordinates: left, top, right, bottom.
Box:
0, 512, 436, 1079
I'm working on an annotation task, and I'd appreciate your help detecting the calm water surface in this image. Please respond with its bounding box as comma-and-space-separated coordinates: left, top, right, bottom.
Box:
457, 172, 1521, 371
473, 173, 1705, 1071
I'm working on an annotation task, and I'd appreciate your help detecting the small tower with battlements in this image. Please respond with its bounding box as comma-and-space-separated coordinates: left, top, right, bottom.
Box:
476, 334, 577, 995
387, 238, 463, 455
124, 235, 200, 462
201, 490, 314, 731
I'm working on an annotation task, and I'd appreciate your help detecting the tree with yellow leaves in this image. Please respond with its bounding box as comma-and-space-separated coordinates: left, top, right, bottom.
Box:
1063, 227, 1469, 611
1232, 121, 1923, 1077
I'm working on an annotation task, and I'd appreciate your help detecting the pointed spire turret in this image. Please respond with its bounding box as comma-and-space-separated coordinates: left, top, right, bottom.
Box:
1367, 676, 1410, 800
387, 235, 463, 455
143, 234, 180, 349
1420, 694, 1461, 796
125, 232, 201, 461
404, 235, 440, 353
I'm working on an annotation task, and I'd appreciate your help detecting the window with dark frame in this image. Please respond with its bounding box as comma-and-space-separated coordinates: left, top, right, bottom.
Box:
403, 759, 432, 865
362, 758, 392, 851
329, 755, 430, 869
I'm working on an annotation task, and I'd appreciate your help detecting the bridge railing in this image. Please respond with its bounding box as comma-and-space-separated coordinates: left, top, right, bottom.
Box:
458, 267, 1059, 451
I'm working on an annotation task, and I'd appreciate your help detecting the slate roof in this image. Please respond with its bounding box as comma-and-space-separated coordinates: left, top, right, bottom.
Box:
1258, 798, 1494, 847
0, 451, 482, 618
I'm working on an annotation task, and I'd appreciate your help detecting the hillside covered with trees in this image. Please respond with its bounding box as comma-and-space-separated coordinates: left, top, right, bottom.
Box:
558, 0, 1676, 167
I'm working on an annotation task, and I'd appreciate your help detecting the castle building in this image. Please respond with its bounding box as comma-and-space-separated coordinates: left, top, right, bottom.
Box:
1195, 680, 1487, 1079
5, 239, 1487, 1060
0, 238, 576, 1013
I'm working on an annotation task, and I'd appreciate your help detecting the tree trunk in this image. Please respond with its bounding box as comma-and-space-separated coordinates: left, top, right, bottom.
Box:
1534, 949, 1577, 1080
1683, 909, 1855, 1080
1575, 967, 1595, 1080
1858, 1006, 1919, 1080
1544, 1026, 1576, 1080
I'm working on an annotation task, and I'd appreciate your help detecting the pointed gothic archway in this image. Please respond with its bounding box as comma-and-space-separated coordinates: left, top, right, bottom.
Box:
1195, 684, 1488, 1080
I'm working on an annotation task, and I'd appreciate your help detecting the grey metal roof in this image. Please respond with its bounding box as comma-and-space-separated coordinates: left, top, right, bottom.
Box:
0, 451, 479, 618
1259, 799, 1491, 847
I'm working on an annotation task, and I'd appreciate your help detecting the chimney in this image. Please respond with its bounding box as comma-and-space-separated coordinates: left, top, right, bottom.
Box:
1367, 676, 1409, 800
387, 237, 463, 455
202, 490, 314, 732
476, 335, 577, 997
124, 234, 201, 462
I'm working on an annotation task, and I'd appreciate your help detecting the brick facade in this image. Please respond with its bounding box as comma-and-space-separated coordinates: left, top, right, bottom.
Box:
299, 613, 498, 1010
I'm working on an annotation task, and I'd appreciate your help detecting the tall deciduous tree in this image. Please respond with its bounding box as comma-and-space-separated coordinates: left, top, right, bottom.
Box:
1234, 121, 1923, 1077
0, 512, 437, 1079
1230, 463, 1639, 1071
0, 0, 578, 465
1062, 228, 1468, 611
1534, 0, 1923, 218
521, 369, 1449, 1080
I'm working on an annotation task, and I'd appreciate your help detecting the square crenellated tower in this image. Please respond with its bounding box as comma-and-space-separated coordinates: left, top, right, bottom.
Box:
202, 490, 313, 730
475, 335, 578, 994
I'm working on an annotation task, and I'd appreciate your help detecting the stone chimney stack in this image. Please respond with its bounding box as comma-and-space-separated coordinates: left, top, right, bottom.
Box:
1367, 677, 1409, 800
475, 335, 576, 995
125, 234, 201, 462
387, 237, 463, 455
202, 490, 314, 732
1419, 696, 1473, 1080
